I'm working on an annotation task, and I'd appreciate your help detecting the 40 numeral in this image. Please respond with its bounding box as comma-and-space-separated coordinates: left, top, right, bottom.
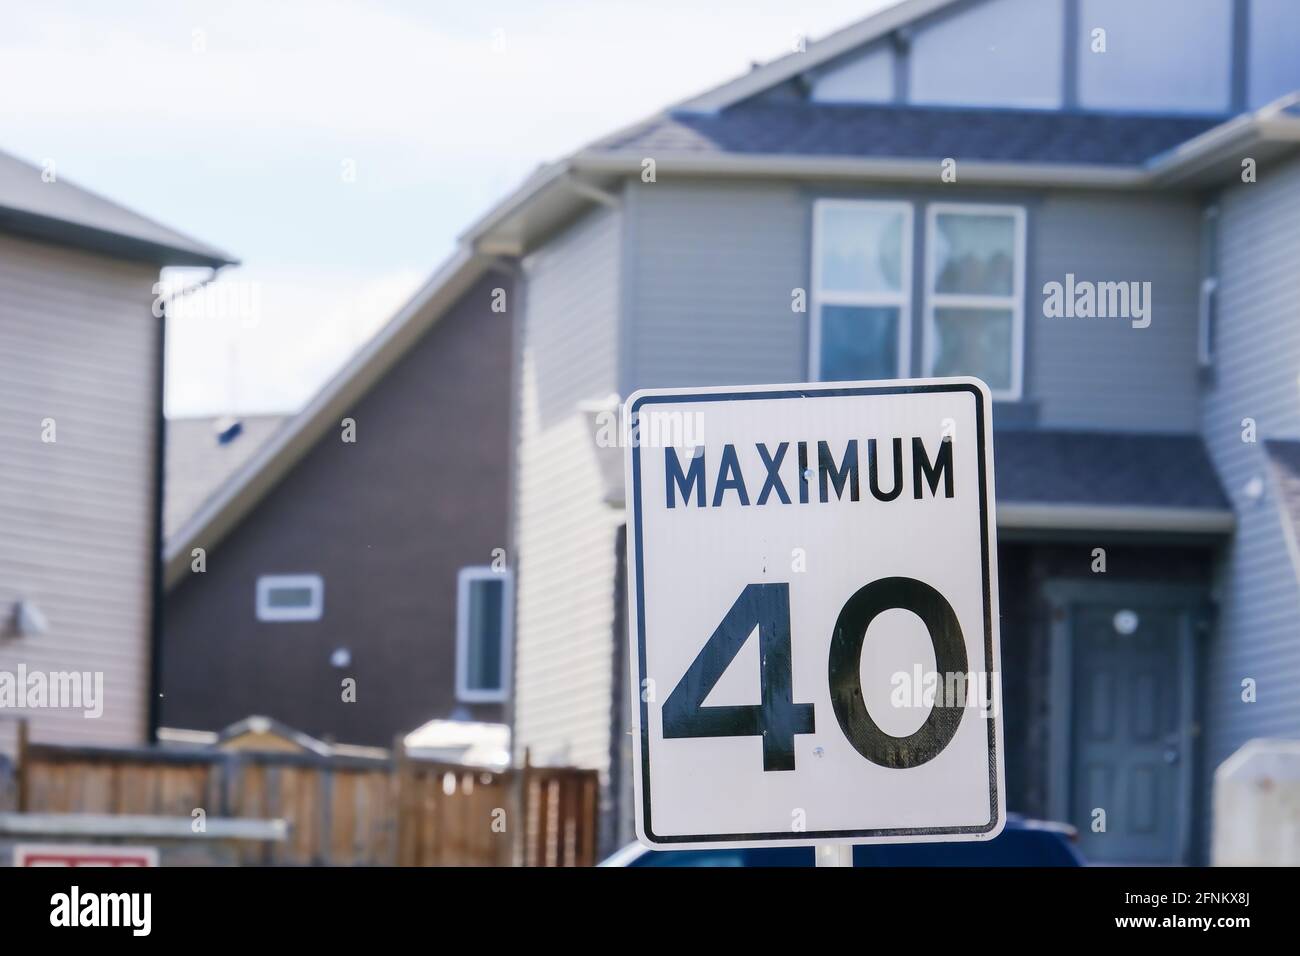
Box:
662, 578, 968, 771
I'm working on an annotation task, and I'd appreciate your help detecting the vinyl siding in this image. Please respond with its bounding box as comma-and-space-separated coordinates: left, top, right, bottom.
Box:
0, 233, 158, 748
1031, 192, 1203, 431
513, 208, 622, 782
625, 179, 808, 390
1198, 154, 1300, 857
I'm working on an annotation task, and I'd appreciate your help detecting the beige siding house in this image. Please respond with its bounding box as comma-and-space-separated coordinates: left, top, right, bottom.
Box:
0, 148, 233, 749
512, 207, 623, 778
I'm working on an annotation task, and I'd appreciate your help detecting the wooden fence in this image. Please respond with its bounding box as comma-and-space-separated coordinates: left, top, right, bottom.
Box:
6, 736, 598, 866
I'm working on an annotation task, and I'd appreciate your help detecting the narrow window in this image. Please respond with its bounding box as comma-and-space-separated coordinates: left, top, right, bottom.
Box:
256, 574, 323, 622
456, 567, 513, 702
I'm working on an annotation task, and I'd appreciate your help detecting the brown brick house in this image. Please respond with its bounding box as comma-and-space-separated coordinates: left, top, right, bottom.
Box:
161, 255, 515, 746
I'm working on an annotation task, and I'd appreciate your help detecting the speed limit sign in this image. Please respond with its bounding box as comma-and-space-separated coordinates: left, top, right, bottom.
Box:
624, 378, 1004, 848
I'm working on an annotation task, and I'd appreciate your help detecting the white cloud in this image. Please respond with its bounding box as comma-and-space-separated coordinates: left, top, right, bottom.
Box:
4, 1, 886, 156
6, 0, 897, 414
165, 264, 424, 416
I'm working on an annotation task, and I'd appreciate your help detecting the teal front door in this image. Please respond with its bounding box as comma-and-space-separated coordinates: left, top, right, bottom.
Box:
1067, 600, 1191, 864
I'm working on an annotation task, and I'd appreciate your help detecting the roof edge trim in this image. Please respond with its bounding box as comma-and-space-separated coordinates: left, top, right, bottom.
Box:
997, 502, 1235, 535
573, 150, 1150, 187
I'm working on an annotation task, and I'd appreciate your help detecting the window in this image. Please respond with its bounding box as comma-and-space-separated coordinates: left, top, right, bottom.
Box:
456, 567, 513, 703
1199, 206, 1220, 368
811, 200, 913, 382
256, 574, 323, 622
923, 203, 1026, 400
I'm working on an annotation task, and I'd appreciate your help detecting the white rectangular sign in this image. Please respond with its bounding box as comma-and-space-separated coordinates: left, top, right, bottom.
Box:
625, 378, 1004, 848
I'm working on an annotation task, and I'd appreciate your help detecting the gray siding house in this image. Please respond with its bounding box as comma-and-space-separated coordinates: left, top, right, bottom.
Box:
161, 257, 515, 747
410, 0, 1300, 863
0, 147, 233, 749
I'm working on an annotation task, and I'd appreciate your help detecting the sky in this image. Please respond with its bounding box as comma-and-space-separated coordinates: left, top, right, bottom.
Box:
1, 0, 893, 416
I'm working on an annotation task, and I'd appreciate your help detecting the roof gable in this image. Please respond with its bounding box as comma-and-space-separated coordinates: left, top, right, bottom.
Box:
676, 0, 1300, 120
672, 0, 958, 114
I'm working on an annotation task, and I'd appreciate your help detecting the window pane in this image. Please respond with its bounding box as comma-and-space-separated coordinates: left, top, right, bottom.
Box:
933, 214, 1015, 296
466, 578, 504, 691
931, 307, 1012, 391
818, 206, 905, 295
268, 586, 314, 609
820, 305, 900, 381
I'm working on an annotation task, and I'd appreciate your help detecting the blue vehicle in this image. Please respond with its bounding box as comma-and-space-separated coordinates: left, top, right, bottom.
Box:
600, 815, 1085, 867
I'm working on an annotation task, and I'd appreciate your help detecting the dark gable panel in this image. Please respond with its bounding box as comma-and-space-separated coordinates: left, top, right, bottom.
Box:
160, 272, 513, 745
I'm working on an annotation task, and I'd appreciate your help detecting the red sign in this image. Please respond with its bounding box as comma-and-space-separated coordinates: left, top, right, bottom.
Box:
14, 843, 158, 866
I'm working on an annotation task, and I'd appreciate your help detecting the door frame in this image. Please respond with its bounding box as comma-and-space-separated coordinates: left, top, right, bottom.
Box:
1043, 579, 1204, 865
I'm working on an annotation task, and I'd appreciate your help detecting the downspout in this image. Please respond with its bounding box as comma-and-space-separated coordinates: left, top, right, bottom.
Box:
488, 254, 525, 761
147, 267, 224, 742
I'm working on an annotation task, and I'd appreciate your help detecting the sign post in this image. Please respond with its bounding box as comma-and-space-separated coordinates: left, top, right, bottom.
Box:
815, 844, 853, 867
624, 378, 1004, 854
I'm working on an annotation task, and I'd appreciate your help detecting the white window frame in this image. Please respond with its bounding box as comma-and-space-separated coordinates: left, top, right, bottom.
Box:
810, 198, 914, 381
256, 574, 323, 622
922, 202, 1027, 401
456, 566, 513, 704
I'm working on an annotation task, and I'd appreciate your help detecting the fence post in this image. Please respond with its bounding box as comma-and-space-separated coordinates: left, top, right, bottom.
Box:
318, 766, 334, 867
580, 773, 598, 866
512, 747, 531, 867
393, 734, 411, 866
16, 718, 29, 812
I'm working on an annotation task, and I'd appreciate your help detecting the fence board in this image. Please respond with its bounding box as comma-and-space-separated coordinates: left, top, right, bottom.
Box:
12, 740, 597, 866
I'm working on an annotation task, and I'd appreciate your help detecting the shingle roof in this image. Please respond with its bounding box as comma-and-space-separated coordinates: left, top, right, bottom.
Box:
590, 103, 1223, 167
0, 147, 235, 267
993, 430, 1229, 511
165, 414, 288, 541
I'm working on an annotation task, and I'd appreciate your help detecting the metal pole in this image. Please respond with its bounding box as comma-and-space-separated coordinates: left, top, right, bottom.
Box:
815, 843, 853, 867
